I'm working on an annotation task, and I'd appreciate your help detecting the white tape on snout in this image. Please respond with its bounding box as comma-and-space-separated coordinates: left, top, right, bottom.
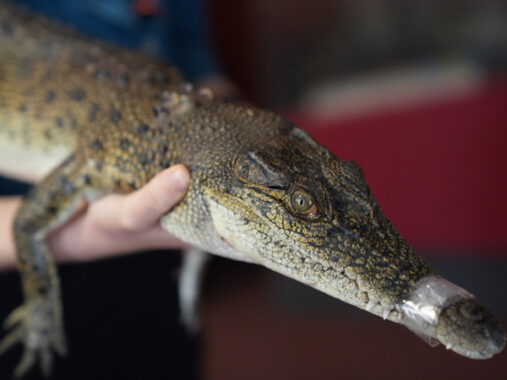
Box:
400, 276, 474, 345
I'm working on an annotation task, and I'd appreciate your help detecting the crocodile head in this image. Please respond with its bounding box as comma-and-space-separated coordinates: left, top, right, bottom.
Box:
205, 125, 505, 359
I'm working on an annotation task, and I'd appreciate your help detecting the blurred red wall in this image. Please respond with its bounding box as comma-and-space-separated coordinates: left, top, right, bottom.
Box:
210, 0, 507, 256
286, 81, 507, 255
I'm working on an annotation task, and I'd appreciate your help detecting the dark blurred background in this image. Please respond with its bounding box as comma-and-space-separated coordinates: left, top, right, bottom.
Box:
1, 0, 506, 379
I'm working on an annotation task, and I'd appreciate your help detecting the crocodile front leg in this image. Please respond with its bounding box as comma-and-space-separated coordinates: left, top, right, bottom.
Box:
0, 153, 104, 377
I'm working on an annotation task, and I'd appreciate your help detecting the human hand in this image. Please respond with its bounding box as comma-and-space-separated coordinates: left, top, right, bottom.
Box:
48, 164, 190, 263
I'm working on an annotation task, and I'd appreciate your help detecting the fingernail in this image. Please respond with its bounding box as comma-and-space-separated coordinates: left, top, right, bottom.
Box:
168, 166, 189, 192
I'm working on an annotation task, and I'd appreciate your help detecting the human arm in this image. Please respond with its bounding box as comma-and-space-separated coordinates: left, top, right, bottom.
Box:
0, 164, 190, 270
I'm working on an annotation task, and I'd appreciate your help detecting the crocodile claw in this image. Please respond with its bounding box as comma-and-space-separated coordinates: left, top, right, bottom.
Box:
0, 295, 66, 377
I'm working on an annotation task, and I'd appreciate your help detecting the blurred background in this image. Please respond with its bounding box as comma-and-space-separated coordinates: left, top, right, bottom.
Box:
204, 1, 507, 379
0, 0, 506, 379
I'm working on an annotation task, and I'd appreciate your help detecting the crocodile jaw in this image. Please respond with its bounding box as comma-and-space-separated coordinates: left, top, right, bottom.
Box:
206, 195, 404, 322
203, 177, 505, 360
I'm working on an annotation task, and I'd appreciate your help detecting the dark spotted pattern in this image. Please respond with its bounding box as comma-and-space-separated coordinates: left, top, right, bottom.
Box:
60, 176, 74, 195
54, 117, 64, 128
152, 105, 163, 117
109, 108, 122, 125
89, 138, 103, 152
82, 174, 92, 185
68, 87, 86, 102
87, 103, 100, 122
136, 123, 149, 135
119, 138, 129, 150
45, 89, 56, 104
138, 152, 149, 166
158, 143, 168, 155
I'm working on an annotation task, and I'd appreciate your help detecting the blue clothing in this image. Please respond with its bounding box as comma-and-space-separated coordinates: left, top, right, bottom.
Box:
16, 0, 218, 80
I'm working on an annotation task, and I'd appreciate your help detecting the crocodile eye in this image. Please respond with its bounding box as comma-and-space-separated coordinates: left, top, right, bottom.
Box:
291, 190, 318, 215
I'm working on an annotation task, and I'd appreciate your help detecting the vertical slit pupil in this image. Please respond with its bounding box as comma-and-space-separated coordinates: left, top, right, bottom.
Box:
293, 191, 312, 211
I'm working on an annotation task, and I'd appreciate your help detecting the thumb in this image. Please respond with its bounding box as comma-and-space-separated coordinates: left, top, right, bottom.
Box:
119, 165, 190, 231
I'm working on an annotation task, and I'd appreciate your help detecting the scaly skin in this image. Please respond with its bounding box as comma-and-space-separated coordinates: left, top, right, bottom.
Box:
0, 2, 504, 377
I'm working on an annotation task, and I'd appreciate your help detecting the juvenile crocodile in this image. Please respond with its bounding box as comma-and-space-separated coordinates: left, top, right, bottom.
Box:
0, 2, 505, 377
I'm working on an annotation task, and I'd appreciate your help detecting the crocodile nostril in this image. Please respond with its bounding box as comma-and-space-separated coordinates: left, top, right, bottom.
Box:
459, 300, 485, 322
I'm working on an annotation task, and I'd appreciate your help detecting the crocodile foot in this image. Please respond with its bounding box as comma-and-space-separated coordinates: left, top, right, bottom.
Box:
0, 295, 66, 377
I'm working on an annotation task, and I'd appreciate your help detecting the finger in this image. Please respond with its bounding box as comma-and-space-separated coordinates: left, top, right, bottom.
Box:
49, 165, 189, 261
119, 165, 190, 231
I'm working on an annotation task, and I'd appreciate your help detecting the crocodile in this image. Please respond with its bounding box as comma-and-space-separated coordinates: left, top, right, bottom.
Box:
0, 2, 505, 377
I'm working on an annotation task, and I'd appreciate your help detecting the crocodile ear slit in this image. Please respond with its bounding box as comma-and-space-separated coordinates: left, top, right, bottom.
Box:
235, 151, 287, 188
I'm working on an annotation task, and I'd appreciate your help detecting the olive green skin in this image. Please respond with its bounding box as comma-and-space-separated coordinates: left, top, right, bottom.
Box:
0, 2, 504, 377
